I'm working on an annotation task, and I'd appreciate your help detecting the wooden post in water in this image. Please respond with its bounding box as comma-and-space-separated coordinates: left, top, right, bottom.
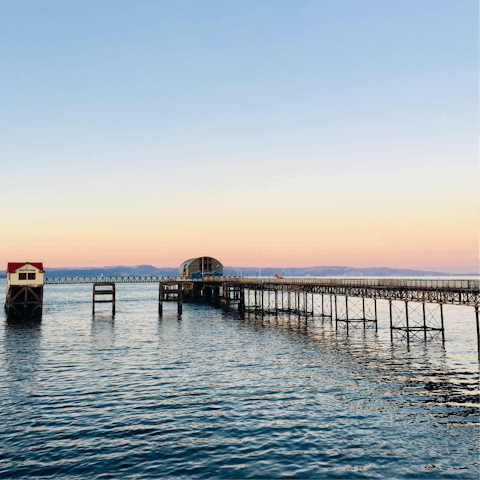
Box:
177, 283, 183, 314
112, 284, 116, 315
92, 283, 115, 316
158, 283, 163, 315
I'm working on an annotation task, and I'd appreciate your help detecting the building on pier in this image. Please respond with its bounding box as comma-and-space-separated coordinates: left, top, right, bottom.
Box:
179, 257, 223, 279
5, 262, 45, 317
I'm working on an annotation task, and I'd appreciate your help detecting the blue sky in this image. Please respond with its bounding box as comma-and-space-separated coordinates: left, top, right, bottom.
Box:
1, 1, 478, 270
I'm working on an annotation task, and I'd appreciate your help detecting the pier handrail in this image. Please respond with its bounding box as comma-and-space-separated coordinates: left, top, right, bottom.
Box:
44, 275, 479, 290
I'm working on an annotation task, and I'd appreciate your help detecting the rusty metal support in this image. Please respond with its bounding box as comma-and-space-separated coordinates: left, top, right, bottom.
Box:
476, 306, 480, 362
334, 295, 338, 329
440, 303, 444, 343
362, 297, 365, 328
422, 302, 427, 341
389, 300, 393, 342
405, 301, 410, 344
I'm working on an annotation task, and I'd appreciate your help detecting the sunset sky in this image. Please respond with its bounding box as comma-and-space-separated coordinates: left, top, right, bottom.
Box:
1, 1, 478, 272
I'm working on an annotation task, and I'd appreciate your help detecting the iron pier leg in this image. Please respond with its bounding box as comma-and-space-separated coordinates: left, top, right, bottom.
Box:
335, 295, 338, 330
440, 303, 445, 344
362, 297, 366, 329
321, 294, 324, 318
389, 300, 393, 342
405, 301, 410, 345
475, 306, 480, 362
374, 298, 378, 332
345, 296, 349, 334
330, 295, 333, 322
422, 302, 427, 341
239, 286, 245, 313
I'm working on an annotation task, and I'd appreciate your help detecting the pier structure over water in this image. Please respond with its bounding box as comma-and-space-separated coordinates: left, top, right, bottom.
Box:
38, 276, 480, 358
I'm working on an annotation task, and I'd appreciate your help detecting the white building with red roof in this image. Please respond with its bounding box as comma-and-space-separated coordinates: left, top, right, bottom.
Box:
6, 262, 45, 288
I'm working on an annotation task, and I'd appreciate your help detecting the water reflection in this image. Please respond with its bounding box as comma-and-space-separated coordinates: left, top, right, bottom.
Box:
0, 281, 477, 479
91, 314, 115, 348
237, 310, 478, 419
2, 316, 42, 384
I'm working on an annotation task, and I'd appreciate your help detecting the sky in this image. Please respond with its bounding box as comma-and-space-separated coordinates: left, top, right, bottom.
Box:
1, 0, 478, 272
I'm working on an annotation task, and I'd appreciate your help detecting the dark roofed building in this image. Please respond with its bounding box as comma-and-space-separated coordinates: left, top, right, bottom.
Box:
179, 257, 223, 279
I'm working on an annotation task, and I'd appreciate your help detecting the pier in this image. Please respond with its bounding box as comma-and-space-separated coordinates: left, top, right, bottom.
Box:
41, 275, 480, 357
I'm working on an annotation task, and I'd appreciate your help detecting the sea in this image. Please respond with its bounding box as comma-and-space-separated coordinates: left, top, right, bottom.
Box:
0, 278, 478, 479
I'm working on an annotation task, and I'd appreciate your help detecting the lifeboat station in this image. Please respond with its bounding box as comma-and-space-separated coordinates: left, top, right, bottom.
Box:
4, 262, 45, 317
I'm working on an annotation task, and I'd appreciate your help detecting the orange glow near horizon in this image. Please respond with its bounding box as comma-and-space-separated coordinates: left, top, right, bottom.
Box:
1, 163, 477, 273
1, 200, 477, 272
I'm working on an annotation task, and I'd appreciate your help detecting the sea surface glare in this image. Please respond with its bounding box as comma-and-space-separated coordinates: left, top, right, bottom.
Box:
0, 279, 478, 479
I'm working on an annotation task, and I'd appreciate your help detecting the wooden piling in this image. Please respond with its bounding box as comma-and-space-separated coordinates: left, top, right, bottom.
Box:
92, 283, 115, 316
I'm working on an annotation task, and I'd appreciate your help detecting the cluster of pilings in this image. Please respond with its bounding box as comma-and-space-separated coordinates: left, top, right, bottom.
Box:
157, 280, 452, 346
4, 285, 43, 317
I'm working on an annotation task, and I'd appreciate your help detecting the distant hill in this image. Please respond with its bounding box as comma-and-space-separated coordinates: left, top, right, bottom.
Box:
0, 264, 474, 279
225, 266, 475, 277
41, 265, 179, 278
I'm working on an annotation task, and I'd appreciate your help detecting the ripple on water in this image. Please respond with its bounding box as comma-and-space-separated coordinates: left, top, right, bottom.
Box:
0, 281, 478, 479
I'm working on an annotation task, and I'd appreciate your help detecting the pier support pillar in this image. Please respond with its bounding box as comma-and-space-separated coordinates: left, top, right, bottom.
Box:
159, 283, 163, 314
238, 286, 245, 313
5, 285, 43, 318
389, 300, 445, 343
93, 283, 115, 315
476, 306, 480, 362
334, 295, 377, 331
159, 282, 182, 314
178, 285, 183, 314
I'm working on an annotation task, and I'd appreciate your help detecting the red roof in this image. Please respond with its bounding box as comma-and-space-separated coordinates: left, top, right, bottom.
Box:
7, 262, 45, 273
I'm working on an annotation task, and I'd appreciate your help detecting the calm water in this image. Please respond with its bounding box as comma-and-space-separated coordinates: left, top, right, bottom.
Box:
0, 279, 478, 479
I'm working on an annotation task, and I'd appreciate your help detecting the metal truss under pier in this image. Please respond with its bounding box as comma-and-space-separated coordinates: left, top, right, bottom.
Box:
44, 276, 480, 358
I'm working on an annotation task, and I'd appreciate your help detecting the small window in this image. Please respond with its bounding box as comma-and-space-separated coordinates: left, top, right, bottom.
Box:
19, 273, 27, 280
28, 273, 36, 280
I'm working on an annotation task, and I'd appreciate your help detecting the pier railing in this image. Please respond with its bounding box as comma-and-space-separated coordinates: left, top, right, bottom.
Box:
45, 275, 479, 290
